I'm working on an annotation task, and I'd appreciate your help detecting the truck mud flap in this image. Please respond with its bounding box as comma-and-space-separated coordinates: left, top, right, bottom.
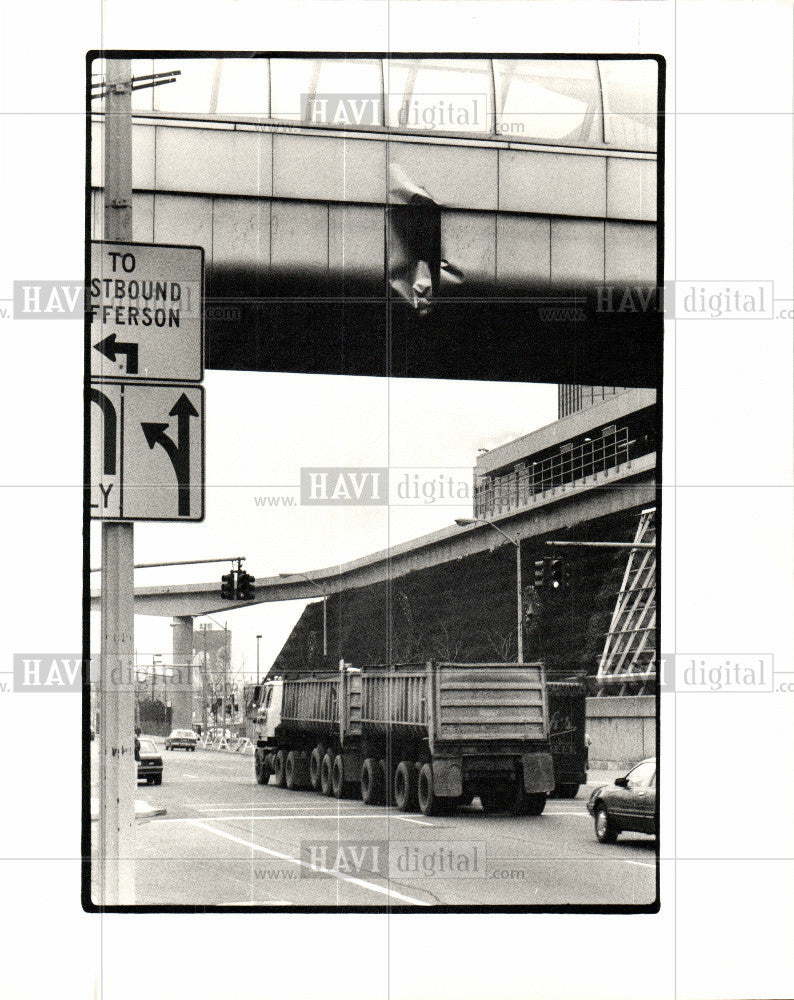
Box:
431, 757, 463, 797
522, 752, 555, 794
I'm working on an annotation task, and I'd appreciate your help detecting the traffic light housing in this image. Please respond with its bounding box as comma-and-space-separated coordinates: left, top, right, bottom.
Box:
534, 557, 551, 588
549, 558, 570, 590
220, 571, 236, 600
236, 570, 255, 601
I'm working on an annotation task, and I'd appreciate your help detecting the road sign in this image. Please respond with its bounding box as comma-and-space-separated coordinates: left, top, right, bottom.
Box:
90, 382, 122, 517
90, 382, 204, 521
90, 241, 204, 382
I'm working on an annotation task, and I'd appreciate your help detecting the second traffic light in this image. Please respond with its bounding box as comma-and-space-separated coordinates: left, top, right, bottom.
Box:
534, 556, 570, 590
236, 571, 255, 601
549, 558, 571, 590
220, 571, 236, 599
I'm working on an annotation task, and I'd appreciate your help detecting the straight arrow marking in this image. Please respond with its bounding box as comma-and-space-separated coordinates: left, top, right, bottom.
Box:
141, 392, 199, 516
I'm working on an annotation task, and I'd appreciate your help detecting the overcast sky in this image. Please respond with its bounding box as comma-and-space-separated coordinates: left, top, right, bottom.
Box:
91, 371, 556, 681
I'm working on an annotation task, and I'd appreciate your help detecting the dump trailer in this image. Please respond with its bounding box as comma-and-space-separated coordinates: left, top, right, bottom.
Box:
546, 673, 589, 798
254, 661, 555, 817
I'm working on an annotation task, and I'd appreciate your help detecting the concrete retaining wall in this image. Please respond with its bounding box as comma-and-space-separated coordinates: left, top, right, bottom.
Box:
586, 695, 656, 769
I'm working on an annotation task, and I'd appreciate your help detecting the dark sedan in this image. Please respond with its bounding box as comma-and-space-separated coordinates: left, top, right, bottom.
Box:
137, 738, 163, 785
165, 728, 199, 751
587, 757, 656, 842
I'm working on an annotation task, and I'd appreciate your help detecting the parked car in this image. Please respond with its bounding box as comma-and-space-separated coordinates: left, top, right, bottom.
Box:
165, 728, 199, 751
587, 757, 656, 843
137, 738, 163, 785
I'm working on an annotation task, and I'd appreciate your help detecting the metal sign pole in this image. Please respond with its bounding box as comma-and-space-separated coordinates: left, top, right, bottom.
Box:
98, 57, 135, 905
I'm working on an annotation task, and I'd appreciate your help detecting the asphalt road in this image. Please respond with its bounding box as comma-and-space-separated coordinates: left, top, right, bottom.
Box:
91, 742, 656, 907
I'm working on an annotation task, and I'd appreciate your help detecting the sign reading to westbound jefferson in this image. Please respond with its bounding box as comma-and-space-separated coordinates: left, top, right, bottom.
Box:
89, 239, 205, 521
90, 241, 204, 382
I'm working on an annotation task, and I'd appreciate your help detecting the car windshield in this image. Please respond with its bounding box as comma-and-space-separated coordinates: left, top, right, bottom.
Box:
626, 760, 655, 788
173, 730, 193, 737
138, 740, 157, 754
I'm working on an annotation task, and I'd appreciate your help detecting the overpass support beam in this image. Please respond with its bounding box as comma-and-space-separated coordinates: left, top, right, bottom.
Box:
170, 616, 194, 731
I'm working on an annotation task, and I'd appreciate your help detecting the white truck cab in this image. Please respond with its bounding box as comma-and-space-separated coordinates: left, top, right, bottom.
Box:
254, 678, 284, 742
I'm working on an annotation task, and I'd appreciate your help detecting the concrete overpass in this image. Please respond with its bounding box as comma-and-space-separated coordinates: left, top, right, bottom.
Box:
91, 451, 654, 619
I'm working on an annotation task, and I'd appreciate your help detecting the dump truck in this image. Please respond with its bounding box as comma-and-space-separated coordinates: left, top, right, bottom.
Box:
546, 672, 589, 798
253, 661, 555, 816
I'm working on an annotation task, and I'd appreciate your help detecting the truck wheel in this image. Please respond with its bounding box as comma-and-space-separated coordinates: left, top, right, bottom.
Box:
331, 754, 346, 798
360, 758, 383, 805
379, 759, 393, 806
285, 751, 303, 790
254, 751, 270, 785
509, 785, 547, 816
394, 761, 417, 812
556, 783, 580, 800
309, 746, 325, 791
320, 752, 334, 796
417, 763, 454, 817
479, 782, 513, 813
523, 792, 547, 816
273, 749, 287, 788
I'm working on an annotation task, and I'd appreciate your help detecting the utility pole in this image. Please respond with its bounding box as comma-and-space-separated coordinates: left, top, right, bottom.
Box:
201, 624, 209, 734
98, 57, 135, 906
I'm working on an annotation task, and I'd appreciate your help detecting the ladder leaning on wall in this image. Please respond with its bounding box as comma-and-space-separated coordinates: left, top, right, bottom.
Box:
596, 507, 657, 696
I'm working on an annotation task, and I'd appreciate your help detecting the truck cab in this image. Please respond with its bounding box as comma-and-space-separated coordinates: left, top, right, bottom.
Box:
253, 678, 284, 742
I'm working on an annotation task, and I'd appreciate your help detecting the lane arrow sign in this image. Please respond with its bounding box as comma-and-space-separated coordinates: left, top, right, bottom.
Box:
89, 387, 117, 476
94, 333, 139, 375
141, 393, 199, 516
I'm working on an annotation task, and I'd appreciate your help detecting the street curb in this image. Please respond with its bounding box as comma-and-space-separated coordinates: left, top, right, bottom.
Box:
90, 797, 167, 821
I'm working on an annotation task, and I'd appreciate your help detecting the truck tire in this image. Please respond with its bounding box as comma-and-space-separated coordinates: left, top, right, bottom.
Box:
320, 751, 334, 796
285, 751, 304, 790
331, 754, 346, 799
273, 749, 287, 788
510, 786, 547, 816
417, 763, 455, 817
479, 782, 514, 813
556, 783, 580, 800
309, 746, 325, 791
522, 792, 547, 816
360, 758, 383, 805
379, 759, 393, 806
254, 751, 270, 785
394, 761, 417, 812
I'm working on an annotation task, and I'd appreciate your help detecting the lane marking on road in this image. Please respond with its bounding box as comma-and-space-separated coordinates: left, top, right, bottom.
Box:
188, 820, 430, 906
621, 859, 656, 868
155, 813, 415, 824
396, 817, 436, 827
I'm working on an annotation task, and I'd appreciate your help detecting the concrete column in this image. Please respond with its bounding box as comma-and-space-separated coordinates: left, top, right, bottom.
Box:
170, 616, 194, 731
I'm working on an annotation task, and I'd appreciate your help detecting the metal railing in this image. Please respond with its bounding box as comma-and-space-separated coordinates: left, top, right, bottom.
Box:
475, 426, 632, 518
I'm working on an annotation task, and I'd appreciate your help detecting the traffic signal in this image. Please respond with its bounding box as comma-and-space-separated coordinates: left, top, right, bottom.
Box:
236, 570, 255, 601
534, 557, 552, 588
549, 558, 570, 590
220, 571, 236, 600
